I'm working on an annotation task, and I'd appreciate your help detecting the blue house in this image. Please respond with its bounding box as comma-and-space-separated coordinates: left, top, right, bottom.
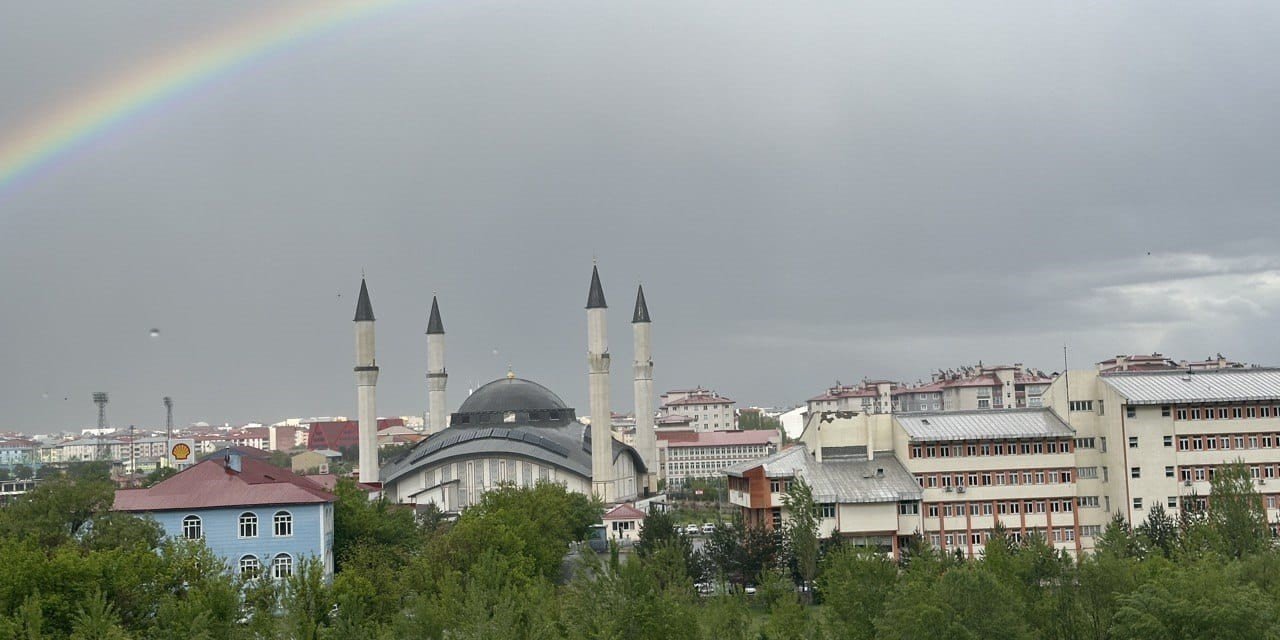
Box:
114, 451, 336, 580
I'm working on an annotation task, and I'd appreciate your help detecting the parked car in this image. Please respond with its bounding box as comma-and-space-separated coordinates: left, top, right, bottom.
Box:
743, 585, 757, 595
685, 524, 700, 535
702, 523, 715, 534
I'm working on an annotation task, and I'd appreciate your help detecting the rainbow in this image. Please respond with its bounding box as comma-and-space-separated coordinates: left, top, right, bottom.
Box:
0, 0, 416, 195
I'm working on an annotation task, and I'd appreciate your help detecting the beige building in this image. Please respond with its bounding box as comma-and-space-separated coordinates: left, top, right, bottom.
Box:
659, 388, 737, 431
1041, 364, 1280, 540
735, 356, 1280, 558
657, 428, 780, 484
806, 365, 1053, 417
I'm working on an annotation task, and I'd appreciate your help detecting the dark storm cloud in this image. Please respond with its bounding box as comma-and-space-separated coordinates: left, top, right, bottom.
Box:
3, 1, 1280, 432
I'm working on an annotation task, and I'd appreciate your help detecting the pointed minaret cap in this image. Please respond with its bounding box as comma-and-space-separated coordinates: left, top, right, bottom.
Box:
632, 284, 651, 323
586, 264, 607, 309
426, 295, 444, 334
353, 279, 375, 322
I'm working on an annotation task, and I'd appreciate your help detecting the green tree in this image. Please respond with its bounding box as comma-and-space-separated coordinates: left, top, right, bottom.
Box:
781, 477, 819, 601
1208, 461, 1270, 559
1136, 503, 1179, 558
821, 545, 897, 640
1095, 511, 1144, 558
1112, 560, 1278, 640
80, 513, 163, 552
281, 557, 333, 640
141, 467, 177, 487
12, 465, 34, 480
0, 477, 114, 548
68, 592, 129, 640
700, 594, 752, 640
331, 479, 425, 571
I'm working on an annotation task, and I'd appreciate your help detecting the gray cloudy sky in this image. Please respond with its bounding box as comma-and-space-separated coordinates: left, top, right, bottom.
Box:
3, 1, 1280, 434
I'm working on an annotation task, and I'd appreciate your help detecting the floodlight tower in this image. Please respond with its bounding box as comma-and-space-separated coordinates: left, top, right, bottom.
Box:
92, 392, 109, 461
163, 396, 173, 467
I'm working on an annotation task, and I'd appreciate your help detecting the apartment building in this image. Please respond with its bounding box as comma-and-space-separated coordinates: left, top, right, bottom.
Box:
658, 428, 780, 484
1041, 365, 1280, 536
805, 365, 1054, 417
727, 408, 1082, 558
658, 388, 737, 431
735, 355, 1280, 558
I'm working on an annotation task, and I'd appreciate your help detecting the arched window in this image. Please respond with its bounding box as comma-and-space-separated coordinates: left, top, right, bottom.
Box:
181, 515, 202, 540
271, 553, 293, 580
273, 510, 293, 537
239, 554, 260, 576
238, 512, 258, 538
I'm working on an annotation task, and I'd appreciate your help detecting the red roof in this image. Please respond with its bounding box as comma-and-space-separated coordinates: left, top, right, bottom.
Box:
604, 503, 647, 520
660, 430, 778, 447
307, 418, 405, 451
664, 394, 734, 407
113, 456, 335, 512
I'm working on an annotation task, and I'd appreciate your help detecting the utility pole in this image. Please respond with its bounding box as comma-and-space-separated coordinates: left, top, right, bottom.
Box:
163, 397, 173, 468
129, 424, 136, 486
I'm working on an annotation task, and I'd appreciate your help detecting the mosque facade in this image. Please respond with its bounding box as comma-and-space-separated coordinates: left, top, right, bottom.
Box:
351, 265, 658, 510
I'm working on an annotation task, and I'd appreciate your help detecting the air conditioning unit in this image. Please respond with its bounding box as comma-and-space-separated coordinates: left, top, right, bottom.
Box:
944, 486, 953, 493
1183, 480, 1192, 487
957, 485, 967, 493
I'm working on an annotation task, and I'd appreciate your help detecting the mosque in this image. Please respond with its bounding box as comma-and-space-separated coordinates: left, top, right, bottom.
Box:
348, 265, 659, 510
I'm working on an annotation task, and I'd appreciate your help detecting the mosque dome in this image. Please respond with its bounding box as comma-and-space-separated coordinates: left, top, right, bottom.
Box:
451, 377, 576, 427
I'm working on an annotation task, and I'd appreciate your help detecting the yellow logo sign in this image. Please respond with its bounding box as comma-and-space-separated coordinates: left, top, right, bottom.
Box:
171, 443, 192, 461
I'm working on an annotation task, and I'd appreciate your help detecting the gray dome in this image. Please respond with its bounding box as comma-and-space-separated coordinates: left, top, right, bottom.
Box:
451, 377, 576, 427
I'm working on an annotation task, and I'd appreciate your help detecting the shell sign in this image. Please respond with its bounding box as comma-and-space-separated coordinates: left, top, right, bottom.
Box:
171, 442, 192, 461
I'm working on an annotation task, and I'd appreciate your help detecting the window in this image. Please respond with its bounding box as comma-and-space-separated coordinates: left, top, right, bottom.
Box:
1069, 400, 1094, 412
239, 555, 260, 576
1075, 437, 1096, 449
1162, 405, 1171, 417
819, 504, 836, 519
1177, 408, 1188, 420
1082, 525, 1102, 538
1168, 496, 1178, 508
1129, 436, 1138, 449
978, 398, 991, 409
1126, 406, 1136, 418
1133, 498, 1143, 510
899, 502, 919, 515
272, 554, 293, 580
239, 512, 258, 537
1131, 467, 1141, 479
1078, 467, 1098, 479
928, 504, 938, 517
1165, 466, 1174, 478
182, 515, 203, 540
1164, 435, 1173, 447
1078, 496, 1100, 508
273, 511, 293, 537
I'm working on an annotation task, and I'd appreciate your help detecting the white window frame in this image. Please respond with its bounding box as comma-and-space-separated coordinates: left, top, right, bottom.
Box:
273, 510, 294, 537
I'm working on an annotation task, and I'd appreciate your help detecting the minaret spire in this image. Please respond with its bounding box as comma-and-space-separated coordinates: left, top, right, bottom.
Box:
353, 278, 380, 484
632, 284, 658, 493
426, 295, 448, 435
587, 265, 607, 309
587, 263, 614, 502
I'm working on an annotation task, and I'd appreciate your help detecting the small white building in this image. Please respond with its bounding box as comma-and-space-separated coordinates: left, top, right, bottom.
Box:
603, 503, 647, 543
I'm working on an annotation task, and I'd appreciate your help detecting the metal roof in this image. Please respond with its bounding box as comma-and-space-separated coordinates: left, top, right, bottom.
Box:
1101, 369, 1280, 405
894, 408, 1073, 442
426, 296, 444, 334
724, 447, 921, 505
632, 285, 651, 323
353, 279, 375, 322
586, 265, 607, 309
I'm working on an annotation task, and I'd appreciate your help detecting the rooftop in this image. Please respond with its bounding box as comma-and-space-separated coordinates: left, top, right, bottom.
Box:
724, 447, 920, 505
659, 429, 778, 447
895, 408, 1074, 442
114, 456, 335, 512
604, 503, 647, 520
1101, 368, 1280, 405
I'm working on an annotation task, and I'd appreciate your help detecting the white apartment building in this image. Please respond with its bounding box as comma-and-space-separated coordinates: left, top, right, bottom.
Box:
658, 429, 780, 484
731, 359, 1280, 558
658, 388, 737, 431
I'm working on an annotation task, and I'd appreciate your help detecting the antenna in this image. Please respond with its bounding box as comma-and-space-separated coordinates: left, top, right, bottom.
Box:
92, 392, 109, 461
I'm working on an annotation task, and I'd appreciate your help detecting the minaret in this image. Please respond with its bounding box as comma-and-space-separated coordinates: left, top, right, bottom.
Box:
632, 285, 659, 494
587, 264, 614, 502
353, 279, 380, 484
426, 295, 447, 435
